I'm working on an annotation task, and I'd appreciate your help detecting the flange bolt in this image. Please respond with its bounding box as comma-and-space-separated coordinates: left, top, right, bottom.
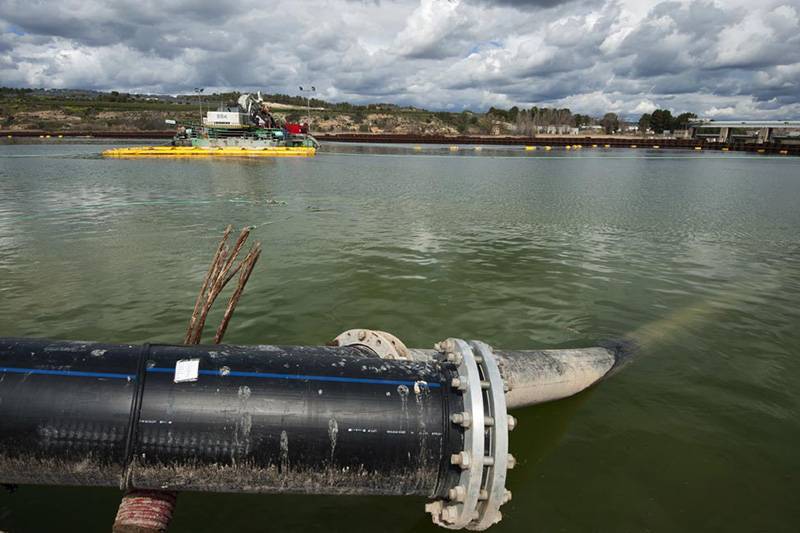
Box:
436, 339, 455, 353
450, 376, 468, 391
451, 451, 471, 469
442, 505, 459, 524
507, 415, 517, 431
445, 352, 463, 364
448, 485, 466, 502
507, 454, 517, 470
450, 412, 472, 428
425, 501, 443, 520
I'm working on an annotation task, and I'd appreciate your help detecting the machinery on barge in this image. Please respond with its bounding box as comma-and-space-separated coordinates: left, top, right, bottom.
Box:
103, 92, 319, 158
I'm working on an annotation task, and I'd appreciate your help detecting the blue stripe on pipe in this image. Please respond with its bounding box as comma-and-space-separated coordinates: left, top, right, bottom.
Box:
0, 367, 135, 380
0, 366, 441, 388
146, 367, 441, 388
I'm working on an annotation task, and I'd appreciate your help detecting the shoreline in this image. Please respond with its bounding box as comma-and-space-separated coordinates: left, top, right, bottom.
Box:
1, 130, 798, 156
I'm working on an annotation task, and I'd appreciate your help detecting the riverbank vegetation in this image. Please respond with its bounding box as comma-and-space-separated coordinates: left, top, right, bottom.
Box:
0, 87, 696, 137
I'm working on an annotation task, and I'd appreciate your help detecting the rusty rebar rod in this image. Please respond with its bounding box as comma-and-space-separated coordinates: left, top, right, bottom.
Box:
183, 225, 232, 344
184, 226, 261, 345
214, 242, 261, 344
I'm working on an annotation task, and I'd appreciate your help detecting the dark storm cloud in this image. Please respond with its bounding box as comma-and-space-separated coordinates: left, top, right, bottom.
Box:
469, 0, 584, 7
0, 0, 799, 118
601, 0, 800, 111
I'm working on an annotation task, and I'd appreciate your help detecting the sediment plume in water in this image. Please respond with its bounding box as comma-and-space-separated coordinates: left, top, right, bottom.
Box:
607, 289, 752, 376
627, 300, 720, 351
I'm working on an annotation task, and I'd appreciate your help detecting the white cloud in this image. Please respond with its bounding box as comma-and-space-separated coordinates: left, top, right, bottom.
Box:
633, 99, 658, 114
396, 0, 471, 58
0, 0, 799, 118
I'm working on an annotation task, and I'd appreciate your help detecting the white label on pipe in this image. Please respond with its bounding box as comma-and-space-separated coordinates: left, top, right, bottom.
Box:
174, 358, 200, 383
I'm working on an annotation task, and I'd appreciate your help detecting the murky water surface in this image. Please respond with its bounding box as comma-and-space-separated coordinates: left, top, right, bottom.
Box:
1, 142, 799, 532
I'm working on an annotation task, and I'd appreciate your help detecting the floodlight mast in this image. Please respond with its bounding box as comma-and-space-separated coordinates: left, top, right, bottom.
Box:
299, 85, 316, 128
194, 87, 205, 123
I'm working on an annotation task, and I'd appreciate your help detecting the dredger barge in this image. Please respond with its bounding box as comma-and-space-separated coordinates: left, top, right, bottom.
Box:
103, 92, 319, 158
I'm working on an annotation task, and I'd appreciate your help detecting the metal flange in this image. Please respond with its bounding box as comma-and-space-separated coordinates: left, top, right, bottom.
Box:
330, 329, 410, 360
427, 338, 484, 529
467, 340, 509, 530
426, 338, 515, 530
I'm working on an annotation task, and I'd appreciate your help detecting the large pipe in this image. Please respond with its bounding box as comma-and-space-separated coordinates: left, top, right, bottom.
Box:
0, 337, 628, 529
406, 344, 629, 410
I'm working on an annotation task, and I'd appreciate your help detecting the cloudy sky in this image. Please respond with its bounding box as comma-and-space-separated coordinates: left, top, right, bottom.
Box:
1, 0, 799, 118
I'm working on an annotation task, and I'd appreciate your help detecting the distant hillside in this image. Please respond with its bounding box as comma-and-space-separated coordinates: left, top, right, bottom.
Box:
0, 87, 644, 136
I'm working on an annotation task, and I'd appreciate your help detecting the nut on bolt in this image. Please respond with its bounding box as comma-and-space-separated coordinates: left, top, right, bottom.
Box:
448, 485, 466, 502
445, 352, 462, 364
503, 490, 513, 504
451, 451, 471, 469
507, 454, 517, 470
425, 501, 445, 522
450, 411, 472, 428
450, 376, 468, 391
442, 505, 460, 524
507, 415, 517, 431
437, 339, 454, 353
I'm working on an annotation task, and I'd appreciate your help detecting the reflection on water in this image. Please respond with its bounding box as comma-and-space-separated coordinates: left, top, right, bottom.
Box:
1, 142, 799, 532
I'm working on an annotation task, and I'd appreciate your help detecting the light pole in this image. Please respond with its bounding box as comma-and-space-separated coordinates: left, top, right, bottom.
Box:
194, 87, 204, 125
298, 85, 316, 129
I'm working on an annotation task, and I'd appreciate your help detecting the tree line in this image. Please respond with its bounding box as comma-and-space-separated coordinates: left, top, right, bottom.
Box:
637, 109, 697, 134
487, 106, 622, 134
487, 105, 698, 135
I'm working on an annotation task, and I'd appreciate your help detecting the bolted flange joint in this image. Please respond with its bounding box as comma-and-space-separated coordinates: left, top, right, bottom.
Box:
330, 329, 410, 360
426, 338, 516, 531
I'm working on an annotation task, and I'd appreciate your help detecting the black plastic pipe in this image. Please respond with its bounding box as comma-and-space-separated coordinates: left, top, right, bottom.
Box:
0, 338, 462, 497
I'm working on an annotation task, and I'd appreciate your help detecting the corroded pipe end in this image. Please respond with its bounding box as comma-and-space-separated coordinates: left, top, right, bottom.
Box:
495, 347, 617, 410
599, 337, 640, 378
409, 342, 634, 410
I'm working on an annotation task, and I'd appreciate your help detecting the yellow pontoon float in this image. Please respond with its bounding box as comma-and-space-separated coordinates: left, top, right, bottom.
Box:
103, 145, 316, 158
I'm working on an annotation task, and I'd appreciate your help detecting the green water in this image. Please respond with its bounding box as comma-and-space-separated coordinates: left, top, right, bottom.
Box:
1, 142, 799, 532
